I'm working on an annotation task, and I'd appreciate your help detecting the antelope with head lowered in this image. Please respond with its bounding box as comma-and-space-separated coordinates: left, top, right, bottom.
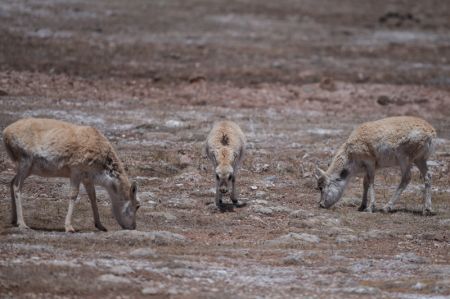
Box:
205, 121, 246, 210
316, 116, 436, 215
3, 118, 140, 232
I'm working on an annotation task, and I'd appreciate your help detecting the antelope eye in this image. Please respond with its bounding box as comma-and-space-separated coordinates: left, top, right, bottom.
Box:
228, 174, 232, 181
216, 174, 220, 180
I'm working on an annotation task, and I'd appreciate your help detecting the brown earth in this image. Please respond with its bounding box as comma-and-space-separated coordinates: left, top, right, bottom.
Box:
0, 1, 449, 298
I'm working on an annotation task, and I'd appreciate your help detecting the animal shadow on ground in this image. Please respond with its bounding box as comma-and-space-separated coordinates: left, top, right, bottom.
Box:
384, 208, 437, 216
27, 226, 67, 232
211, 201, 247, 213
219, 203, 236, 212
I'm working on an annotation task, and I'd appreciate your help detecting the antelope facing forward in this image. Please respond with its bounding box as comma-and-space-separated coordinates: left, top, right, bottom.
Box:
205, 121, 246, 210
3, 118, 140, 232
316, 116, 436, 215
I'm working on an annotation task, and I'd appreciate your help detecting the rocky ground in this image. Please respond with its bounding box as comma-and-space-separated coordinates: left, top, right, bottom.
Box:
0, 0, 449, 298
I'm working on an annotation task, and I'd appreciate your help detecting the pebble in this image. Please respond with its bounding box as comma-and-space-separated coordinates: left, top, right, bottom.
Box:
109, 265, 134, 275
289, 209, 313, 219
255, 191, 266, 198
97, 274, 131, 284
142, 287, 160, 295
395, 253, 428, 264
344, 286, 380, 295
413, 282, 426, 290
130, 248, 158, 258
252, 205, 273, 215
283, 253, 305, 265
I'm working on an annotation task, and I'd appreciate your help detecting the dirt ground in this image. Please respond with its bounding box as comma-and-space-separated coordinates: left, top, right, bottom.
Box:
0, 0, 450, 298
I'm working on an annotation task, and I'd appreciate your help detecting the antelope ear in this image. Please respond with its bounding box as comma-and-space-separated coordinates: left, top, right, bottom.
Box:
315, 166, 326, 180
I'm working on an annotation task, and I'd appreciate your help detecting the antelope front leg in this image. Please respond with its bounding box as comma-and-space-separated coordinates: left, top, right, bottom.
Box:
358, 174, 369, 211
364, 165, 376, 213
10, 176, 18, 225
65, 178, 80, 233
84, 181, 107, 231
230, 177, 245, 208
215, 181, 224, 209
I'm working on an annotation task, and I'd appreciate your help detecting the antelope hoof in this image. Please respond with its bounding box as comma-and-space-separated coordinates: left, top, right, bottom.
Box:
232, 200, 247, 208
95, 223, 107, 232
382, 205, 393, 213
422, 208, 435, 216
65, 225, 76, 233
18, 223, 30, 230
363, 206, 374, 213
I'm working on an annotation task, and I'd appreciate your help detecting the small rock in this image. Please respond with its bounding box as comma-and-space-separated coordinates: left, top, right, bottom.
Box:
413, 282, 426, 290
298, 215, 340, 228
142, 287, 160, 295
328, 226, 355, 235
319, 77, 337, 91
289, 209, 313, 219
283, 253, 305, 265
264, 175, 277, 183
130, 248, 157, 258
165, 120, 183, 128
253, 199, 269, 205
179, 154, 192, 167
255, 191, 267, 198
97, 274, 131, 284
356, 72, 369, 83
377, 95, 392, 106
167, 196, 195, 209
395, 253, 428, 264
250, 185, 258, 190
438, 219, 450, 226
188, 75, 206, 83
341, 196, 360, 207
344, 286, 380, 295
427, 160, 440, 167
147, 200, 157, 206
270, 206, 293, 213
110, 265, 134, 275
252, 205, 273, 215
